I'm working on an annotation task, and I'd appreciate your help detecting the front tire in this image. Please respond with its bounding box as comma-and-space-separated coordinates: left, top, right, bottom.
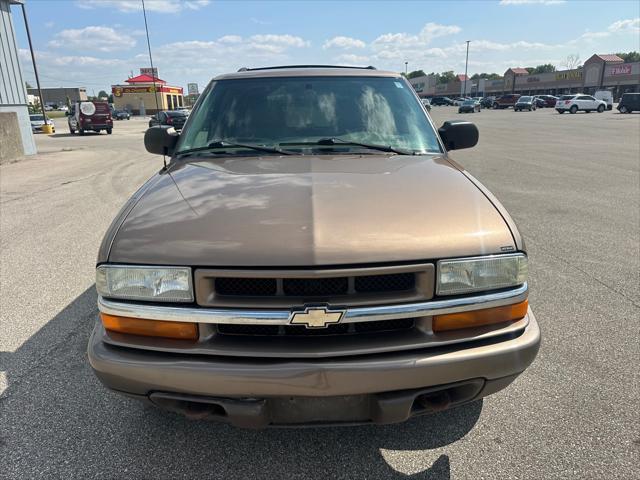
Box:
570, 105, 578, 114
79, 128, 85, 135
557, 109, 564, 114
597, 105, 605, 113
493, 102, 499, 109
107, 128, 112, 134
619, 106, 628, 113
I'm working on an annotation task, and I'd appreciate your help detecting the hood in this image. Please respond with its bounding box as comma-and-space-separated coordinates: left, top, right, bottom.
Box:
107, 154, 515, 266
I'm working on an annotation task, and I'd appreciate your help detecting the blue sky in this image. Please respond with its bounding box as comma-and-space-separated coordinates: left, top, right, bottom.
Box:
11, 0, 640, 94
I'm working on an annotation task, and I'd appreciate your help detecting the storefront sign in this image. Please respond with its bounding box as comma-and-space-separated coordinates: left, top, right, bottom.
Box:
140, 67, 158, 77
112, 86, 158, 96
555, 70, 582, 81
609, 64, 632, 76
112, 85, 183, 97
187, 83, 199, 95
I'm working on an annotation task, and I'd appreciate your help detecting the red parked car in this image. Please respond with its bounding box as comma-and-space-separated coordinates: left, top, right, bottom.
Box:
536, 95, 558, 107
492, 94, 521, 109
67, 101, 113, 135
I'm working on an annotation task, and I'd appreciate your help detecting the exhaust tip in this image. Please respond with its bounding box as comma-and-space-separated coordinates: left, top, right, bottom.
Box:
414, 390, 451, 412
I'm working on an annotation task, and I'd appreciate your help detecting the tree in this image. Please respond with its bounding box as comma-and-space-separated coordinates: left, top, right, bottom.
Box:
561, 54, 581, 70
470, 72, 501, 80
407, 70, 426, 79
437, 71, 456, 84
616, 51, 640, 63
97, 90, 109, 99
530, 64, 556, 74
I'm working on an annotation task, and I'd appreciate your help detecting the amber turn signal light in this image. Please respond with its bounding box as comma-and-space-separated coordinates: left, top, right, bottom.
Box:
432, 300, 528, 333
100, 313, 198, 340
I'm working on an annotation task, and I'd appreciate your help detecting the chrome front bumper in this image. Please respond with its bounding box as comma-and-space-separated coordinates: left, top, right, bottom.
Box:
98, 283, 528, 326
88, 309, 540, 426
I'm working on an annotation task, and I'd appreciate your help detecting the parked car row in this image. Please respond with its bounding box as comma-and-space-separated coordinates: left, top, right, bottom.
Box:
424, 91, 637, 115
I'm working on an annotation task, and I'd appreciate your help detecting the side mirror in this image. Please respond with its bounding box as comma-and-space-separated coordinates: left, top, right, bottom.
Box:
144, 126, 179, 156
438, 120, 479, 150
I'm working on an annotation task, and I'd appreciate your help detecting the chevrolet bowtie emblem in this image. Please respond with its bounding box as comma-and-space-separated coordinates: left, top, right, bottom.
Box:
289, 307, 345, 329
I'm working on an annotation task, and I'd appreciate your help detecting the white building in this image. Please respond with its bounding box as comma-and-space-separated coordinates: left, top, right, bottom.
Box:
0, 0, 36, 159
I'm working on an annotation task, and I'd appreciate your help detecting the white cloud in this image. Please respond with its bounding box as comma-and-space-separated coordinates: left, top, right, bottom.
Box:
571, 18, 639, 43
75, 0, 210, 13
218, 35, 243, 44
248, 34, 309, 48
335, 53, 370, 65
48, 26, 136, 52
373, 22, 461, 50
608, 18, 640, 33
323, 36, 366, 50
499, 0, 566, 5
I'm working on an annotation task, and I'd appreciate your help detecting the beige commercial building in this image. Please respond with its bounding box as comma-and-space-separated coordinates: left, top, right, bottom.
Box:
410, 53, 639, 99
111, 71, 184, 115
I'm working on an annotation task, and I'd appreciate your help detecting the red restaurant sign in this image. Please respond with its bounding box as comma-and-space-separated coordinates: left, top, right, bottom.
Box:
609, 64, 632, 76
112, 85, 183, 97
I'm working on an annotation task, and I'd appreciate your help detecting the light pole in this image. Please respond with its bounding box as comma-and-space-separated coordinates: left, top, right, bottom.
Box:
405, 61, 408, 75
463, 40, 470, 97
20, 3, 46, 120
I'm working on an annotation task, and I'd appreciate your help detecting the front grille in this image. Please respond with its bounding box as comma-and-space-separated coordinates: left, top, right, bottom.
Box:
283, 277, 348, 296
215, 277, 277, 296
216, 318, 416, 337
212, 273, 415, 297
195, 264, 434, 308
355, 273, 415, 293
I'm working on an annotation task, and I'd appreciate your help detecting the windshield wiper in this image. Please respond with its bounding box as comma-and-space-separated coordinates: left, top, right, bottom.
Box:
281, 138, 414, 155
175, 140, 294, 157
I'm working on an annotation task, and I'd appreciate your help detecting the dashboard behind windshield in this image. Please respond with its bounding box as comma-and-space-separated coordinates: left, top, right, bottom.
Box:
177, 76, 442, 154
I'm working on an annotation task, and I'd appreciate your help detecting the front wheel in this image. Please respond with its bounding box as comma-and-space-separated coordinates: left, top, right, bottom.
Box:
597, 105, 605, 113
570, 105, 578, 114
557, 110, 564, 114
619, 106, 628, 113
107, 128, 112, 134
493, 103, 499, 109
78, 128, 85, 135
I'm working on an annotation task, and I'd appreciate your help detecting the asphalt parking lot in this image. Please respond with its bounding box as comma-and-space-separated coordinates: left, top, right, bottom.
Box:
1, 108, 638, 479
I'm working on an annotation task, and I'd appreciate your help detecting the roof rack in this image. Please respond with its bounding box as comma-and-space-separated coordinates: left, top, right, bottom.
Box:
237, 65, 377, 72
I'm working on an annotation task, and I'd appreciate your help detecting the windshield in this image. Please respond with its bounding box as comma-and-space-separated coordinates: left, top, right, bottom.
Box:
30, 115, 44, 121
463, 100, 475, 105
520, 96, 532, 101
177, 76, 441, 155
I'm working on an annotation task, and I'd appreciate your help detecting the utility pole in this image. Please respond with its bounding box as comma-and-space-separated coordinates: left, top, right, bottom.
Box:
463, 40, 470, 97
405, 61, 408, 75
142, 0, 160, 115
20, 3, 46, 119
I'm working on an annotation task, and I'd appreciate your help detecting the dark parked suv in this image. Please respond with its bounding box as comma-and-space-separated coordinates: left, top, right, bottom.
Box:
149, 110, 188, 130
492, 94, 521, 109
617, 93, 640, 113
431, 96, 454, 106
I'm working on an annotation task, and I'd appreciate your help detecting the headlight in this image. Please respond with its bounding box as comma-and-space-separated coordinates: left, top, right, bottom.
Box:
436, 254, 527, 296
96, 265, 193, 302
